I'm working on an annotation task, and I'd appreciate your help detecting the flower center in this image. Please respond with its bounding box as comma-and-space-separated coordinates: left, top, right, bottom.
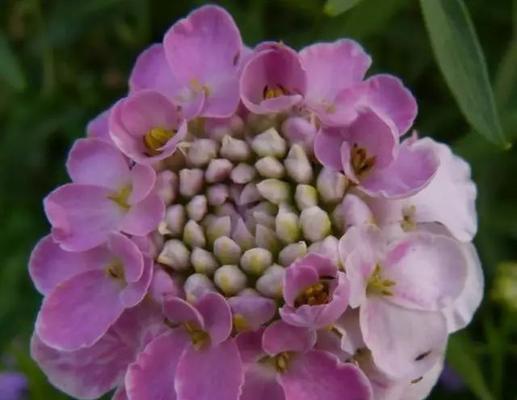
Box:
351, 144, 375, 177
366, 264, 395, 296
143, 127, 176, 156
107, 184, 132, 210
263, 84, 288, 100
184, 322, 210, 350
190, 79, 211, 96
295, 281, 331, 306
105, 260, 125, 281
401, 205, 417, 231
274, 352, 291, 373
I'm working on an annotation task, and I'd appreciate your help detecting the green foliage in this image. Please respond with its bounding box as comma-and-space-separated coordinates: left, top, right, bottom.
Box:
324, 0, 365, 16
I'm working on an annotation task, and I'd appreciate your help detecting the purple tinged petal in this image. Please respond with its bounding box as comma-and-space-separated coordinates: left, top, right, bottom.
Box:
112, 387, 128, 400
235, 330, 265, 364
228, 296, 276, 331
240, 363, 285, 400
314, 128, 345, 171
87, 108, 112, 143
120, 257, 153, 307
262, 320, 316, 356
128, 164, 156, 205
278, 350, 372, 400
36, 270, 125, 351
120, 193, 164, 237
175, 339, 244, 400
163, 296, 205, 329
108, 233, 144, 283
126, 330, 190, 400
196, 292, 232, 345
282, 264, 319, 307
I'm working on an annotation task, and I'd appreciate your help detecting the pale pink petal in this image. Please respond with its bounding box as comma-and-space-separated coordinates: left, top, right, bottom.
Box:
126, 330, 189, 400
175, 340, 243, 400
278, 350, 372, 400
163, 297, 204, 329
241, 363, 285, 400
228, 296, 276, 331
128, 164, 156, 204
112, 386, 128, 400
120, 257, 153, 307
282, 264, 319, 307
360, 297, 447, 380
334, 308, 365, 357
87, 108, 112, 143
314, 128, 345, 171
196, 292, 232, 345
235, 330, 265, 364
108, 233, 144, 283
262, 320, 316, 356
120, 193, 164, 236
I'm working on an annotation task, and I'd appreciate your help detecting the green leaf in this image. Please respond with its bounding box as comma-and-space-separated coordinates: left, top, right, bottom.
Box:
420, 0, 509, 147
447, 333, 495, 400
0, 34, 26, 92
324, 0, 365, 16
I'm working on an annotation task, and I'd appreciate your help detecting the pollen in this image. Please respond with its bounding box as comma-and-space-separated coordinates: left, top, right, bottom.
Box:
184, 322, 210, 350
143, 127, 176, 156
366, 264, 396, 297
232, 314, 249, 332
263, 84, 288, 100
351, 143, 375, 177
107, 184, 132, 210
274, 352, 291, 373
295, 281, 331, 307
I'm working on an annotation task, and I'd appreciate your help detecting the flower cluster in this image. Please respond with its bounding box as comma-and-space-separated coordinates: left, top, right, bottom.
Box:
29, 5, 483, 400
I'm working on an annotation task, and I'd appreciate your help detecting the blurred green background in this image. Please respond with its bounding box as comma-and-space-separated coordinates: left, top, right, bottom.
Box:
0, 0, 516, 399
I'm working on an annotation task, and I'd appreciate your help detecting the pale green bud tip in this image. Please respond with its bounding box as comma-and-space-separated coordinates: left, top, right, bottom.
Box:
257, 179, 291, 205
251, 127, 287, 158
300, 206, 332, 242
220, 135, 250, 162
241, 248, 274, 275
256, 265, 285, 298
213, 236, 242, 265
183, 220, 206, 248
158, 239, 191, 271
295, 184, 318, 210
214, 265, 248, 295
179, 168, 204, 197
191, 247, 219, 275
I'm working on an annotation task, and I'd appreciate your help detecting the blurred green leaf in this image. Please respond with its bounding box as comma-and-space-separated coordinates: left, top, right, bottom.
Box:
447, 333, 495, 400
0, 34, 26, 91
494, 40, 517, 108
420, 0, 509, 147
324, 0, 365, 16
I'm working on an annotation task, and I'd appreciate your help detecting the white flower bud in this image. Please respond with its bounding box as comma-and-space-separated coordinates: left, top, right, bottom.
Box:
238, 288, 261, 297
187, 139, 219, 167
257, 179, 291, 204
252, 211, 276, 230
251, 127, 287, 158
284, 144, 313, 184
279, 241, 307, 266
232, 218, 255, 250
247, 113, 277, 133
164, 205, 186, 237
317, 168, 347, 204
238, 183, 262, 205
275, 207, 301, 244
300, 206, 331, 242
179, 168, 204, 198
183, 220, 206, 248
214, 203, 239, 220
214, 265, 247, 296
207, 184, 229, 206
229, 183, 243, 204
214, 236, 242, 265
294, 184, 318, 210
255, 224, 280, 253
281, 116, 317, 154
256, 265, 285, 298
240, 248, 273, 275
205, 158, 233, 183
184, 273, 216, 303
220, 135, 250, 162
191, 247, 219, 275
158, 239, 191, 271
186, 195, 208, 222
255, 157, 285, 178
156, 170, 178, 205
231, 163, 256, 184
331, 202, 346, 233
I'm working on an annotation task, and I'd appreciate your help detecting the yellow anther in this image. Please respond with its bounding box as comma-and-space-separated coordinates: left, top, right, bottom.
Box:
190, 79, 211, 96
184, 322, 210, 350
274, 352, 290, 373
233, 314, 249, 333
143, 127, 175, 156
367, 264, 396, 297
401, 205, 417, 231
351, 143, 376, 177
107, 184, 132, 210
105, 260, 125, 281
295, 281, 331, 307
263, 84, 288, 100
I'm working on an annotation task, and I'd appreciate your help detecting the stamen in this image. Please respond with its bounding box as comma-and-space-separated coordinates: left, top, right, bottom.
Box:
366, 264, 396, 297
143, 127, 175, 156
351, 143, 375, 177
184, 322, 210, 350
263, 84, 288, 100
107, 184, 132, 210
105, 260, 125, 281
274, 352, 291, 373
295, 281, 331, 307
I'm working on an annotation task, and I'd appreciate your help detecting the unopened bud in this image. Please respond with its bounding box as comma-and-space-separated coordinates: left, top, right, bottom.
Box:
158, 239, 191, 271
214, 236, 242, 265
251, 128, 287, 158
300, 206, 331, 242
275, 207, 300, 244
187, 139, 219, 167
257, 179, 291, 204
231, 163, 256, 184
205, 158, 233, 183
279, 241, 307, 266
164, 205, 186, 237
255, 157, 285, 178
207, 184, 229, 206
238, 288, 261, 297
184, 273, 216, 303
252, 211, 276, 230
156, 170, 178, 205
294, 184, 318, 210
281, 116, 316, 154
206, 216, 232, 245
214, 265, 247, 296
308, 236, 340, 267
239, 183, 262, 205
247, 113, 277, 133
179, 168, 204, 198
284, 144, 313, 184
256, 265, 285, 298
255, 224, 280, 253
241, 248, 273, 275
220, 135, 250, 162
186, 195, 208, 222
232, 218, 255, 250
317, 168, 347, 204
183, 220, 206, 248
191, 247, 219, 275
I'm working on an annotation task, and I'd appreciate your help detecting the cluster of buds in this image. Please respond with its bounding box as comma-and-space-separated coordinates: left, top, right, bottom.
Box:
29, 5, 483, 400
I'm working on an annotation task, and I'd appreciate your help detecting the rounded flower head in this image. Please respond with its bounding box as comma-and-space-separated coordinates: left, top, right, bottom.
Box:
29, 5, 483, 400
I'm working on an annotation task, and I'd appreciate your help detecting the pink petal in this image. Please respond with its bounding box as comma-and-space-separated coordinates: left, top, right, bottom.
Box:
360, 297, 447, 380
196, 292, 232, 345
241, 363, 285, 400
334, 308, 365, 357
44, 184, 126, 251
175, 340, 243, 400
113, 386, 128, 400
126, 330, 189, 400
66, 138, 130, 189
314, 127, 346, 171
87, 108, 112, 143
108, 233, 144, 283
383, 232, 467, 311
36, 270, 124, 351
235, 330, 265, 364
228, 296, 276, 331
282, 264, 319, 307
128, 163, 157, 205
120, 257, 153, 307
262, 320, 316, 356
29, 234, 110, 295
120, 193, 164, 237
163, 297, 204, 329
278, 350, 372, 400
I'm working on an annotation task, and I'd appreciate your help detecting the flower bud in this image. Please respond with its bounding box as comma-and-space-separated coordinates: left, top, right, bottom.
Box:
294, 184, 318, 210
184, 273, 216, 303
281, 116, 316, 154
220, 135, 250, 162
183, 220, 206, 248
179, 168, 204, 197
214, 265, 248, 296
275, 207, 300, 244
246, 113, 277, 133
317, 168, 347, 204
251, 127, 287, 158
255, 156, 285, 178
239, 183, 262, 205
255, 224, 280, 253
256, 265, 285, 298
158, 239, 191, 271
191, 247, 219, 275
206, 216, 232, 245
300, 206, 331, 242
257, 179, 291, 204
238, 288, 261, 297
231, 163, 256, 184
156, 170, 178, 205
214, 236, 242, 265
308, 236, 340, 267
207, 184, 230, 206
186, 195, 208, 222
187, 138, 219, 167
284, 144, 313, 184
205, 158, 233, 183
241, 248, 273, 275
232, 218, 255, 250
278, 241, 307, 266
163, 204, 186, 237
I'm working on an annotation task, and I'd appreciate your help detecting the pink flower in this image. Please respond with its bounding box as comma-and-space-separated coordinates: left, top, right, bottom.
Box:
280, 253, 349, 329
44, 138, 164, 251
32, 233, 153, 351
